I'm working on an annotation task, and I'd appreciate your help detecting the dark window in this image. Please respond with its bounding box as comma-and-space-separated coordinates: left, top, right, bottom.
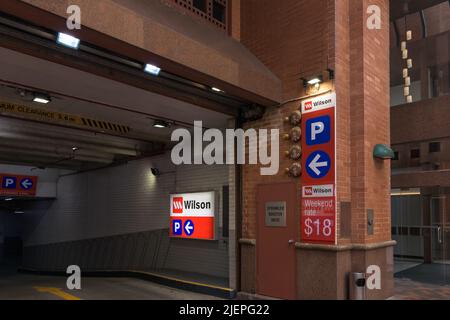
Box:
429, 142, 441, 153
391, 227, 397, 235
222, 185, 229, 238
410, 149, 420, 159
410, 227, 421, 236
213, 1, 226, 23
399, 227, 409, 236
393, 151, 399, 161
193, 0, 207, 12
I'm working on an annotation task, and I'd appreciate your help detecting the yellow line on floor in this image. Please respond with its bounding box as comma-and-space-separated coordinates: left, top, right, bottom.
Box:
33, 287, 81, 300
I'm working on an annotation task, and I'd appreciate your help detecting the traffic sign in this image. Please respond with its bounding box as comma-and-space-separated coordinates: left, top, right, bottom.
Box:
306, 151, 331, 179
301, 93, 336, 245
169, 192, 216, 240
20, 178, 34, 190
184, 220, 194, 236
0, 174, 38, 196
172, 220, 182, 236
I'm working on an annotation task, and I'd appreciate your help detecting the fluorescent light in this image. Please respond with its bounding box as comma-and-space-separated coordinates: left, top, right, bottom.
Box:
57, 32, 80, 49
307, 77, 322, 85
153, 119, 170, 128
33, 94, 51, 104
4, 198, 13, 201
144, 64, 161, 76
211, 87, 223, 93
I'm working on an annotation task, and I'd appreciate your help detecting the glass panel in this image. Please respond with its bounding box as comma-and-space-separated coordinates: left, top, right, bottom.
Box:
392, 188, 449, 285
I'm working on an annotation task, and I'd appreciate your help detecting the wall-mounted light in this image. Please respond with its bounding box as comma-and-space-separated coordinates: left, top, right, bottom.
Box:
407, 59, 413, 69
302, 75, 323, 89
144, 63, 161, 76
373, 144, 395, 160
57, 32, 80, 49
32, 93, 51, 104
406, 30, 412, 41
405, 77, 411, 86
153, 119, 171, 128
402, 49, 408, 59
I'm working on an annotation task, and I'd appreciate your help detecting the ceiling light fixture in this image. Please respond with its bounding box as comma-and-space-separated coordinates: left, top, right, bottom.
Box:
144, 64, 161, 76
57, 32, 80, 49
32, 93, 51, 104
211, 87, 224, 93
153, 119, 170, 128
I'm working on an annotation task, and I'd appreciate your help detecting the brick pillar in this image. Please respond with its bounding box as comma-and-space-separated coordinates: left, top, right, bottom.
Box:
339, 0, 394, 299
297, 0, 394, 300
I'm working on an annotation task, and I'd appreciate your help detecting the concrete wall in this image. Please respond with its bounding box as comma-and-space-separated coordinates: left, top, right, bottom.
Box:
22, 153, 233, 281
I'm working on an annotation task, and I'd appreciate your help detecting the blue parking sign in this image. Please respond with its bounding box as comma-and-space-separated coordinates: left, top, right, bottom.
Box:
172, 220, 182, 236
306, 115, 331, 146
2, 176, 17, 189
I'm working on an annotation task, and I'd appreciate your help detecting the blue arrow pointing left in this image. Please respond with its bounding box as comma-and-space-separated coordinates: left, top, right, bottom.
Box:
20, 178, 33, 190
184, 220, 194, 236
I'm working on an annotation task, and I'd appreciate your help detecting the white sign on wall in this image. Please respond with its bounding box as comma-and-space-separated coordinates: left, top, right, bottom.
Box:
169, 191, 216, 240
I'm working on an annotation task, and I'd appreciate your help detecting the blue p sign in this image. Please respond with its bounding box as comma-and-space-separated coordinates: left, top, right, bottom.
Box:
306, 115, 331, 146
2, 177, 17, 189
172, 220, 182, 236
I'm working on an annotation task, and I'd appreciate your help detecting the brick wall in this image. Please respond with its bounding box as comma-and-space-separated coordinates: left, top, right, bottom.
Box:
239, 0, 335, 240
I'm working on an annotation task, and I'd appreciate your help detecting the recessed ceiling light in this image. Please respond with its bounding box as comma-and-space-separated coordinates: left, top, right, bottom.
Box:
33, 93, 51, 104
144, 64, 161, 76
153, 119, 170, 128
211, 87, 223, 93
57, 32, 80, 49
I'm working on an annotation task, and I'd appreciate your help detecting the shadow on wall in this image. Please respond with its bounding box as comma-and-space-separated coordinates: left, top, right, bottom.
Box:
22, 229, 171, 272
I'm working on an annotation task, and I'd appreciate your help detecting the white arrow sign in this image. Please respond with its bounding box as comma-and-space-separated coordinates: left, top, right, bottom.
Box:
184, 220, 194, 236
308, 154, 328, 176
20, 179, 33, 190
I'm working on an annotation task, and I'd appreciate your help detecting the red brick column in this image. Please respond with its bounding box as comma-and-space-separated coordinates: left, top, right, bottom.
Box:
239, 0, 394, 299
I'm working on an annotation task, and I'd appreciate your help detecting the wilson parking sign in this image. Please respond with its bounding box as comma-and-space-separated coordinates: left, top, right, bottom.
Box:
169, 191, 216, 240
301, 93, 337, 245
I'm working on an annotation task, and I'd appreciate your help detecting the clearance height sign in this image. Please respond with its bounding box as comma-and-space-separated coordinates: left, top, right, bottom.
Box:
169, 191, 216, 240
301, 93, 337, 244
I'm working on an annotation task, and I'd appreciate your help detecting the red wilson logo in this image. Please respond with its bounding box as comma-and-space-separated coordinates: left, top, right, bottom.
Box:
305, 101, 313, 110
304, 187, 313, 196
172, 197, 183, 213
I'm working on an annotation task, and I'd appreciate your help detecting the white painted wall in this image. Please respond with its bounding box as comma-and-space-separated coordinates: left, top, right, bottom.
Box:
0, 164, 65, 198
23, 153, 233, 279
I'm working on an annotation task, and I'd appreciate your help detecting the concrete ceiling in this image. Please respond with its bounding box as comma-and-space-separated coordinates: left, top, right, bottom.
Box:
0, 46, 232, 171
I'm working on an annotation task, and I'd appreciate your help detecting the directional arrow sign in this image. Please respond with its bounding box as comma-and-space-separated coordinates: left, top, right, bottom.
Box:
184, 220, 194, 236
306, 151, 331, 179
301, 92, 336, 245
20, 178, 33, 190
0, 174, 38, 196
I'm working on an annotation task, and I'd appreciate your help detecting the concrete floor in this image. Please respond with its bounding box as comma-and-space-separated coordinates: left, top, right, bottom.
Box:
0, 264, 219, 300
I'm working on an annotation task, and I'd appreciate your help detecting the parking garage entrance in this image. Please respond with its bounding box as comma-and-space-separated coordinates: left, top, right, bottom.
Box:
0, 38, 239, 295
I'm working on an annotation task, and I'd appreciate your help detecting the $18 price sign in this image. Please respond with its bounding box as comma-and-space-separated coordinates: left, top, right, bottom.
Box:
302, 216, 335, 242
